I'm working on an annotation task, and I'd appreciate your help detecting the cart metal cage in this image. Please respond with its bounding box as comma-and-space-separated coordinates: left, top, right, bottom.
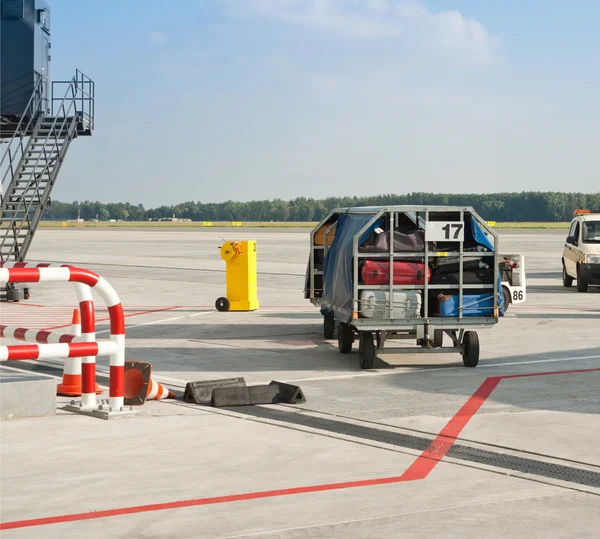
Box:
304, 205, 505, 369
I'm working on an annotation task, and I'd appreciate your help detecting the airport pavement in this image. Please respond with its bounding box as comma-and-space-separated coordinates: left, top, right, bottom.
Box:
1, 228, 599, 538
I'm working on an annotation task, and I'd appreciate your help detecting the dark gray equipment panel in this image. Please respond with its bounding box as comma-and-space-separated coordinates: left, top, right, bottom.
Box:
1, 0, 51, 117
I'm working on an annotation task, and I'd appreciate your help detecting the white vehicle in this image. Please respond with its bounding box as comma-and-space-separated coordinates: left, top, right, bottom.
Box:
499, 254, 526, 310
562, 209, 600, 292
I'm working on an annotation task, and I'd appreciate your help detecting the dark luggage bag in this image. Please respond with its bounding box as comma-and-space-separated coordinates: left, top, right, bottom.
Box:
432, 257, 489, 274
430, 268, 494, 285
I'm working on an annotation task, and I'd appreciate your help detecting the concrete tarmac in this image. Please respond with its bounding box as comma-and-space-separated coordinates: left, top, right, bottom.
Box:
1, 228, 599, 538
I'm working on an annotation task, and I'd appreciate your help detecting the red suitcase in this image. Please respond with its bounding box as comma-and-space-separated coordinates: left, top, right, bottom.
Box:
361, 260, 431, 285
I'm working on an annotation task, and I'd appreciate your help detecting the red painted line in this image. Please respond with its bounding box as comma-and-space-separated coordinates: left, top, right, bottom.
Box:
121, 306, 183, 318
2, 366, 598, 531
0, 473, 416, 531
399, 377, 502, 481
42, 306, 183, 331
2, 302, 47, 308
499, 368, 600, 380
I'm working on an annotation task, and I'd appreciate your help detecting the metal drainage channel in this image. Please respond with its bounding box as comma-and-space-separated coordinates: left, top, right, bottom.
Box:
234, 407, 600, 489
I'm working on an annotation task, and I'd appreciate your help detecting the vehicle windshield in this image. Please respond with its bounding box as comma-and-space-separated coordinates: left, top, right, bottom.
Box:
582, 220, 600, 243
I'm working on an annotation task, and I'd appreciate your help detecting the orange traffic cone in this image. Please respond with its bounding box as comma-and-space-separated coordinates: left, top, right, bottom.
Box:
146, 378, 175, 400
57, 309, 102, 396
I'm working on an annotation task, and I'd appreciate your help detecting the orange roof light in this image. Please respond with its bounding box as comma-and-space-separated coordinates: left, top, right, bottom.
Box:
574, 209, 591, 214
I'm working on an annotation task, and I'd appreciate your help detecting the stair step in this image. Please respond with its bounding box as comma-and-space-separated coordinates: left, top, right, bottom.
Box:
27, 143, 61, 148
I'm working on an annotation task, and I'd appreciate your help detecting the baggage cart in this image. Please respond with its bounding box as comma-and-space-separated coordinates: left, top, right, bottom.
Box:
304, 205, 505, 369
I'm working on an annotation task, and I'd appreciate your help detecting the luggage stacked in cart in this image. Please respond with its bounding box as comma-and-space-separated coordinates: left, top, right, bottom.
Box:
313, 207, 504, 325
357, 227, 501, 319
304, 206, 505, 370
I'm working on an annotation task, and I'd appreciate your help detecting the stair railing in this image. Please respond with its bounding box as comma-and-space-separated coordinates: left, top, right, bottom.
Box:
1, 70, 95, 262
0, 75, 45, 210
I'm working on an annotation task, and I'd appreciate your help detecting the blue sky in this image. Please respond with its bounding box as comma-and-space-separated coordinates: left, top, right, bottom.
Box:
48, 0, 599, 207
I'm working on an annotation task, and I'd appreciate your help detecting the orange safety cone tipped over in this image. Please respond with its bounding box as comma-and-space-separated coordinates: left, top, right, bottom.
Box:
123, 361, 175, 404
146, 378, 176, 400
124, 360, 152, 405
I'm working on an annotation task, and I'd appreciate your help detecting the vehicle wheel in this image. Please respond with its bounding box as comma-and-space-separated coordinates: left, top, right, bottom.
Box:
358, 332, 376, 369
433, 329, 444, 348
461, 331, 479, 368
215, 297, 230, 311
562, 264, 573, 288
502, 286, 511, 311
576, 266, 588, 292
338, 322, 354, 354
323, 313, 335, 339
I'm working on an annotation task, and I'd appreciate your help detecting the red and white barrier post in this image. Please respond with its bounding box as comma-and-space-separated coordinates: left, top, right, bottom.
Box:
0, 263, 127, 414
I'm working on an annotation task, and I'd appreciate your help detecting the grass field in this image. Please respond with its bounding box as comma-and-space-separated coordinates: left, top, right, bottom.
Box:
38, 220, 571, 229
38, 221, 318, 229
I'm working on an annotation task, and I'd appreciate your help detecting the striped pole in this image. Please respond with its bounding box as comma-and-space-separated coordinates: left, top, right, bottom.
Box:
0, 263, 126, 411
73, 283, 98, 408
0, 341, 119, 360
0, 325, 78, 344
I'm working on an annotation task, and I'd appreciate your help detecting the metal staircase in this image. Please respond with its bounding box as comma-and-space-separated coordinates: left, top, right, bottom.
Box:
1, 70, 94, 265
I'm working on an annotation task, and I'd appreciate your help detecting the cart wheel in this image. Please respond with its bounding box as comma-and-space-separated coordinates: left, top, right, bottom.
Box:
323, 313, 335, 339
338, 322, 354, 354
502, 286, 511, 312
358, 332, 376, 370
433, 330, 444, 348
215, 297, 230, 312
461, 331, 479, 368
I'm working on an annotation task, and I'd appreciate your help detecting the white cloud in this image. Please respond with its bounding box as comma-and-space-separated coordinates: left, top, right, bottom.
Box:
226, 0, 502, 65
149, 31, 167, 45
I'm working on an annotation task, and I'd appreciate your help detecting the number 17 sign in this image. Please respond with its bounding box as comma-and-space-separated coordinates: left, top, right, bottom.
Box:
425, 221, 465, 242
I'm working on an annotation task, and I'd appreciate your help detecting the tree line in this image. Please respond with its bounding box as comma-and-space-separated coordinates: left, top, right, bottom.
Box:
42, 191, 600, 223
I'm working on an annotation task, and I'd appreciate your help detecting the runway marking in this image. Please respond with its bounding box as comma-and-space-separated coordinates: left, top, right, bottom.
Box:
94, 309, 214, 335
1, 367, 598, 531
86, 354, 599, 388
43, 306, 184, 331
279, 354, 600, 383
400, 377, 501, 480
398, 367, 600, 481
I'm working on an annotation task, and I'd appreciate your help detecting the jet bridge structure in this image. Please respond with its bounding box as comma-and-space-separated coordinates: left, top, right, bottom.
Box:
1, 0, 95, 300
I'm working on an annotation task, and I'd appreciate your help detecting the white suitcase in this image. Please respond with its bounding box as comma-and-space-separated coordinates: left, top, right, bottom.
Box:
359, 290, 422, 319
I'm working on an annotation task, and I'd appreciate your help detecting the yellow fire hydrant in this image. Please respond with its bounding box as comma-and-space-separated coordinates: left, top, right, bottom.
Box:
215, 240, 259, 311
